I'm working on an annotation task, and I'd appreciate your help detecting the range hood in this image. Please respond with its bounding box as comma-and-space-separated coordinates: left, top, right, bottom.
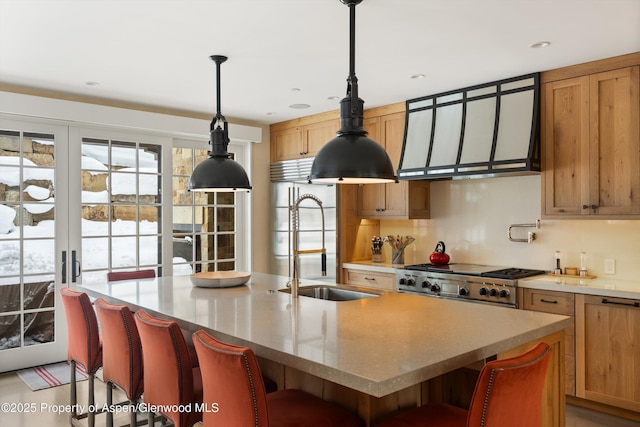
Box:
398, 73, 540, 180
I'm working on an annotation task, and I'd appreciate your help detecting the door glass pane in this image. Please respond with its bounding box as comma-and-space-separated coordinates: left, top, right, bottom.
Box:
81, 137, 162, 284
0, 314, 20, 349
24, 310, 54, 346
0, 128, 57, 351
23, 239, 55, 274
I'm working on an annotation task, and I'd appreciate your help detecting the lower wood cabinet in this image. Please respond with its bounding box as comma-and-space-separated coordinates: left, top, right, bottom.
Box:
576, 294, 640, 413
521, 288, 576, 395
343, 268, 396, 291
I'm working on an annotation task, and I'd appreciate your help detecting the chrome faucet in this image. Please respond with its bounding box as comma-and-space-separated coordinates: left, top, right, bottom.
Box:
288, 194, 326, 298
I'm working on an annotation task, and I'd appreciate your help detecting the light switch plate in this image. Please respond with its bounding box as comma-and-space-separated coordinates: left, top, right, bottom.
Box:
604, 259, 615, 274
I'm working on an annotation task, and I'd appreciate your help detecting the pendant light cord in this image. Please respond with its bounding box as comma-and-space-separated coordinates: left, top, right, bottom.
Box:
210, 55, 228, 132
348, 1, 359, 117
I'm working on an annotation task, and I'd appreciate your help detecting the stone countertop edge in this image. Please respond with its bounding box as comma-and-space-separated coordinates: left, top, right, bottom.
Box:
519, 275, 640, 299
78, 273, 570, 398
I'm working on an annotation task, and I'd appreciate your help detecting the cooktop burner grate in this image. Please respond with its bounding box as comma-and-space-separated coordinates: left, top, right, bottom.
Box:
481, 268, 547, 280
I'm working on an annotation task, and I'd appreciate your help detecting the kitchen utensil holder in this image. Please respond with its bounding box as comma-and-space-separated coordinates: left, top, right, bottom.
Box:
371, 247, 384, 263
391, 248, 404, 265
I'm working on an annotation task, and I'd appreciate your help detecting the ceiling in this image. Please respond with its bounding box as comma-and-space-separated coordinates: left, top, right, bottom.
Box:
1, 0, 639, 126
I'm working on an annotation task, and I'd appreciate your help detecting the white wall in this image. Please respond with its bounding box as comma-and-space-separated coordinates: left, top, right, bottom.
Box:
380, 175, 640, 281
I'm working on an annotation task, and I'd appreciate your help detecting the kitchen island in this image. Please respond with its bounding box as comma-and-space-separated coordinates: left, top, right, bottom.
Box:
79, 273, 570, 426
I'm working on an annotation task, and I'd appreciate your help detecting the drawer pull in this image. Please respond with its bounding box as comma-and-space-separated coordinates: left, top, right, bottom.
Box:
601, 298, 640, 308
364, 277, 376, 281
540, 299, 558, 304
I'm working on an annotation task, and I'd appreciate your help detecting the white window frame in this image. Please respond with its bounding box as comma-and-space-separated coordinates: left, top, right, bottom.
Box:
172, 137, 251, 273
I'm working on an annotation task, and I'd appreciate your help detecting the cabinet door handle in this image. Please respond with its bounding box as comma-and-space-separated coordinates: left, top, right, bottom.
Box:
601, 298, 640, 308
540, 299, 558, 304
582, 205, 588, 209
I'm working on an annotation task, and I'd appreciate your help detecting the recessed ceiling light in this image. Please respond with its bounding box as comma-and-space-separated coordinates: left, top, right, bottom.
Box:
291, 88, 302, 92
328, 96, 340, 100
289, 103, 310, 109
85, 81, 100, 86
410, 74, 426, 79
529, 41, 551, 49
266, 112, 277, 116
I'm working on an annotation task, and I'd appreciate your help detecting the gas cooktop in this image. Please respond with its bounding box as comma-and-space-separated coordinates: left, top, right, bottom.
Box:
403, 263, 546, 279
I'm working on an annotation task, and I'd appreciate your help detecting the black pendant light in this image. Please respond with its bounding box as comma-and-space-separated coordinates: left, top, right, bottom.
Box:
188, 55, 252, 192
308, 0, 396, 184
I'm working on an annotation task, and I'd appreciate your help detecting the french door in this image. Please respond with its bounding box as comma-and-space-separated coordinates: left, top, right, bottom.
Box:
0, 117, 69, 371
68, 127, 171, 285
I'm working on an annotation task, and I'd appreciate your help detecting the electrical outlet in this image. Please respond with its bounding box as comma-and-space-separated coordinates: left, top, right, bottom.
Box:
604, 259, 616, 275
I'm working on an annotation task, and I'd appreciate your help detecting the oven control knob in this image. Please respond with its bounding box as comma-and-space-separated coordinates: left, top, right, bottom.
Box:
430, 284, 440, 293
421, 280, 430, 289
499, 289, 510, 298
479, 287, 488, 296
489, 288, 498, 297
398, 278, 407, 285
459, 287, 469, 296
407, 279, 416, 287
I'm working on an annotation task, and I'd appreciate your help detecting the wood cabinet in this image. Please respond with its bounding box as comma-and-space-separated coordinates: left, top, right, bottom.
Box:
270, 118, 339, 162
521, 288, 576, 395
576, 294, 640, 412
542, 61, 640, 218
357, 111, 430, 219
343, 268, 396, 291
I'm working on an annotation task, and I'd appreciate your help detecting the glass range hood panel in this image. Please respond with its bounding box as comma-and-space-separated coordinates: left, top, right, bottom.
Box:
398, 73, 540, 180
460, 97, 496, 164
495, 90, 535, 161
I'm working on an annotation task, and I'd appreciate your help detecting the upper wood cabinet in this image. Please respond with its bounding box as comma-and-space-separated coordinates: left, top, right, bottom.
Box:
357, 111, 430, 219
576, 294, 640, 412
270, 118, 339, 162
542, 62, 640, 218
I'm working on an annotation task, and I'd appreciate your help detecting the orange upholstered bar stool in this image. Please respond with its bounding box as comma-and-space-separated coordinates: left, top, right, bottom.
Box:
107, 269, 156, 282
59, 288, 103, 427
192, 329, 365, 427
94, 298, 144, 427
376, 342, 553, 427
134, 310, 203, 427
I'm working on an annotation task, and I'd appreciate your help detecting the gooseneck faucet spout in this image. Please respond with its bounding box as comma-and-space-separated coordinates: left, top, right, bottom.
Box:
289, 194, 326, 298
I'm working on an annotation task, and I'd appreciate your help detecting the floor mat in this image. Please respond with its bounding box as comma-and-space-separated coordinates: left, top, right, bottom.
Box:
17, 361, 88, 391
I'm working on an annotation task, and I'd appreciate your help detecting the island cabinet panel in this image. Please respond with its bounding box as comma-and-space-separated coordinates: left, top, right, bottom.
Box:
576, 294, 640, 413
521, 288, 576, 396
542, 63, 640, 218
270, 116, 339, 162
343, 268, 396, 291
357, 112, 430, 219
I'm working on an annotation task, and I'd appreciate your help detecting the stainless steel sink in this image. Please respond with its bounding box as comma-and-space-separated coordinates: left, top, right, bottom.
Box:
279, 285, 381, 301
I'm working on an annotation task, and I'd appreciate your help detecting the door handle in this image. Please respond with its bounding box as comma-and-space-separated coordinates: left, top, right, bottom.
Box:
61, 251, 67, 284
71, 250, 82, 283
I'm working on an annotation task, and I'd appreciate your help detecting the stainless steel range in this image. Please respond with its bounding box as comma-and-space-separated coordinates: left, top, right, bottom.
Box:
395, 263, 546, 308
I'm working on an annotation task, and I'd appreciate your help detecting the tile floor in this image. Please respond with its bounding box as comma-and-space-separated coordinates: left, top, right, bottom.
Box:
0, 370, 638, 426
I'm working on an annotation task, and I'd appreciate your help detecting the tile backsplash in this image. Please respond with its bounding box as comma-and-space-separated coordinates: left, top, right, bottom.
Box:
379, 175, 640, 281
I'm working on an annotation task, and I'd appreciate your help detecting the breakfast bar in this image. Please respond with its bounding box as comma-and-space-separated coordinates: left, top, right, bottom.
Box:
79, 273, 571, 426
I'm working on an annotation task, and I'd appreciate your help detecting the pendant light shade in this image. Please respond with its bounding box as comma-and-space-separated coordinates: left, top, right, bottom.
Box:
308, 0, 396, 184
188, 55, 251, 192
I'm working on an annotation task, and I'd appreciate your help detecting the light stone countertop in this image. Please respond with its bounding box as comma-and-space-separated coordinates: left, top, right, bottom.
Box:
519, 275, 640, 299
79, 272, 569, 398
